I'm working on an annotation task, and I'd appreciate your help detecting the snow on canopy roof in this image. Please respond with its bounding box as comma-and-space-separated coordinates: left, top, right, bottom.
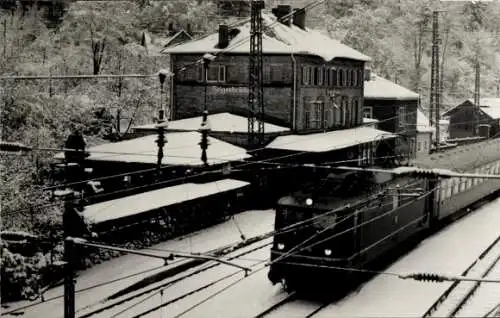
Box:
54, 132, 251, 166
162, 13, 371, 62
265, 126, 395, 152
417, 109, 434, 133
363, 117, 378, 123
134, 112, 289, 133
364, 74, 419, 100
83, 179, 250, 224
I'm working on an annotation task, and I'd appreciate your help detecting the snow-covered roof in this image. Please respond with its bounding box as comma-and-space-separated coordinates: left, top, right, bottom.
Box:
364, 74, 419, 100
54, 132, 251, 166
442, 98, 500, 119
265, 126, 395, 152
83, 179, 250, 224
162, 13, 371, 62
363, 117, 378, 123
416, 109, 434, 133
477, 98, 500, 119
134, 112, 289, 133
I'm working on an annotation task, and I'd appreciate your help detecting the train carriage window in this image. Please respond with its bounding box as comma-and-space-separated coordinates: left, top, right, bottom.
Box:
474, 168, 480, 185
467, 177, 473, 189
453, 178, 460, 194
446, 179, 453, 198
459, 178, 466, 192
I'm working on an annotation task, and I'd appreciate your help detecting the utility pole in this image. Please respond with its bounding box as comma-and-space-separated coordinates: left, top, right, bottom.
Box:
430, 11, 441, 151
2, 18, 6, 58
248, 0, 265, 147
60, 190, 78, 318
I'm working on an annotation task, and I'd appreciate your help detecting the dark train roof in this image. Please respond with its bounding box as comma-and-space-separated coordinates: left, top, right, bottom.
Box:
413, 138, 500, 171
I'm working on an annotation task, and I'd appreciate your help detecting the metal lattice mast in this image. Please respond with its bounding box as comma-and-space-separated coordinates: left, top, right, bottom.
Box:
474, 42, 480, 135
430, 11, 441, 151
248, 0, 265, 146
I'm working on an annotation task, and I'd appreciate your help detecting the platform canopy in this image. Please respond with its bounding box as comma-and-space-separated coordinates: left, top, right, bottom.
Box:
265, 126, 396, 153
134, 112, 289, 134
83, 179, 250, 224
54, 131, 251, 166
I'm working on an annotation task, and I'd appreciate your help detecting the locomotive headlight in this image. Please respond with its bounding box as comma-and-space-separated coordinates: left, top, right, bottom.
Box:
305, 198, 313, 206
277, 243, 285, 250
324, 249, 332, 256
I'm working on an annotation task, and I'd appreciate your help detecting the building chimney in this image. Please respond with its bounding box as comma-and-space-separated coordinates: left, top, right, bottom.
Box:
272, 5, 292, 26
364, 69, 372, 81
292, 8, 305, 29
218, 24, 230, 49
168, 22, 175, 36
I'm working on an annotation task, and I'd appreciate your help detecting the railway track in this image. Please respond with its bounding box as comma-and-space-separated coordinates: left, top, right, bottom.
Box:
252, 292, 332, 318
422, 235, 500, 318
76, 239, 272, 318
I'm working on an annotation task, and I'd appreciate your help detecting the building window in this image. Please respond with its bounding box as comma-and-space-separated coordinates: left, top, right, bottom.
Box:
302, 66, 310, 85
363, 106, 373, 119
319, 67, 324, 85
346, 69, 351, 87
331, 68, 337, 87
325, 107, 334, 127
352, 69, 357, 87
339, 69, 344, 87
270, 66, 283, 82
341, 97, 348, 126
351, 98, 358, 126
417, 141, 422, 152
206, 65, 226, 83
304, 111, 310, 129
196, 64, 204, 82
358, 69, 364, 87
342, 69, 348, 87
398, 106, 406, 127
312, 101, 323, 128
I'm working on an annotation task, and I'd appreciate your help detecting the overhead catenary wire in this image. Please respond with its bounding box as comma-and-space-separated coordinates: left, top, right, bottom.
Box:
0, 263, 168, 316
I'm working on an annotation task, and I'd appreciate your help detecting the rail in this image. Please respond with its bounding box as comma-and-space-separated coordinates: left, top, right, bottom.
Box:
449, 254, 500, 317
422, 235, 500, 318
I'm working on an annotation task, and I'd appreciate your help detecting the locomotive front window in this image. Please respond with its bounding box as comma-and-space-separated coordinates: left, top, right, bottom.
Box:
276, 207, 337, 231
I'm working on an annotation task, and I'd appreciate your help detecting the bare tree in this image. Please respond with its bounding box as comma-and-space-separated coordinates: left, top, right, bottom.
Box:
90, 28, 106, 75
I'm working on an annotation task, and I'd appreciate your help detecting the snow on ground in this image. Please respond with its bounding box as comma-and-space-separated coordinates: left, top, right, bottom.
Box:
265, 300, 322, 318
430, 238, 500, 317
87, 240, 276, 318
314, 197, 500, 318
123, 197, 500, 318
2, 210, 275, 318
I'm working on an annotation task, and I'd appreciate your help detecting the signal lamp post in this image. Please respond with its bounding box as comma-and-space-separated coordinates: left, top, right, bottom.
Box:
199, 53, 215, 167
199, 110, 211, 167
156, 70, 170, 174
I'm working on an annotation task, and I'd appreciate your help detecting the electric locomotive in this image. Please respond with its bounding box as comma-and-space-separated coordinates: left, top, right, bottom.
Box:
268, 137, 500, 291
